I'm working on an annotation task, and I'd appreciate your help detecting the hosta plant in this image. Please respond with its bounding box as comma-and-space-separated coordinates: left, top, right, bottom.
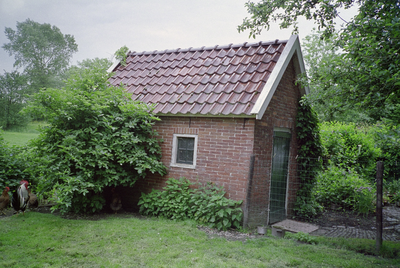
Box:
139, 178, 243, 230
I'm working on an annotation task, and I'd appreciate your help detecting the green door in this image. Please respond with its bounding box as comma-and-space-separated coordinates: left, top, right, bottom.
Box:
269, 131, 291, 224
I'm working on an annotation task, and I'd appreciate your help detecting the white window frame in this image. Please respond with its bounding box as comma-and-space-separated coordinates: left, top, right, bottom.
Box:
171, 134, 198, 169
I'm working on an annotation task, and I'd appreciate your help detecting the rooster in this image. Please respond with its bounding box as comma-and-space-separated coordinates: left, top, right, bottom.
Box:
110, 187, 122, 214
11, 180, 30, 216
28, 189, 39, 210
0, 187, 10, 215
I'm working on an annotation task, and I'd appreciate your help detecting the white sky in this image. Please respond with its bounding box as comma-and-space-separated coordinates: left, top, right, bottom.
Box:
0, 0, 358, 72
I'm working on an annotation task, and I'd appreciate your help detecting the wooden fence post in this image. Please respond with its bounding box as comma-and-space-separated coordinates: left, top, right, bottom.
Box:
376, 161, 384, 252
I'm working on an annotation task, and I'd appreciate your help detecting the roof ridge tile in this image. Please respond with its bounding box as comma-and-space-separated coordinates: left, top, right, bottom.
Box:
128, 39, 289, 57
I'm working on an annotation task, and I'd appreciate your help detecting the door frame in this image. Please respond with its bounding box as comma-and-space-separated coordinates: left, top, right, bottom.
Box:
267, 127, 292, 225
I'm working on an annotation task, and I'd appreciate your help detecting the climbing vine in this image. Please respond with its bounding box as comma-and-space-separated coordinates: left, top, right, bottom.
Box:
293, 97, 324, 218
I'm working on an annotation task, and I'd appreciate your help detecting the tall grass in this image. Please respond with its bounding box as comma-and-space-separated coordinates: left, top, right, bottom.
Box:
1, 213, 399, 267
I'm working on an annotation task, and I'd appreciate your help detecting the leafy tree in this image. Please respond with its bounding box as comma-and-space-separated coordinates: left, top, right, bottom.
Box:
23, 64, 166, 214
64, 58, 112, 80
301, 30, 371, 123
238, 0, 357, 38
2, 19, 78, 91
238, 0, 400, 122
0, 71, 31, 129
338, 1, 400, 122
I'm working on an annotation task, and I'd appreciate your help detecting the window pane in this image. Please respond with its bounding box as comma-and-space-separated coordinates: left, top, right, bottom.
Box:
177, 137, 195, 164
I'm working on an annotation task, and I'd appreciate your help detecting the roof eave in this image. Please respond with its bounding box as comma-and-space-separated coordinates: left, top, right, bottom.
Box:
250, 35, 309, 120
156, 113, 257, 119
107, 60, 120, 73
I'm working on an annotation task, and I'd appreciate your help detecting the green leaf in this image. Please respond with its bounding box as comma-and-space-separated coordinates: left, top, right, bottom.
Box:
223, 219, 229, 227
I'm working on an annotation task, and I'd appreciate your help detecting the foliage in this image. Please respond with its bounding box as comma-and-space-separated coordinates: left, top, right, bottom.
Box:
138, 178, 243, 230
1, 131, 39, 146
313, 164, 375, 214
293, 98, 323, 218
114, 46, 129, 66
0, 133, 32, 191
338, 1, 400, 122
139, 178, 194, 220
23, 65, 166, 214
64, 58, 112, 81
0, 71, 31, 129
190, 181, 243, 230
373, 122, 400, 181
320, 122, 381, 180
384, 180, 400, 204
238, 0, 357, 38
285, 231, 318, 245
2, 18, 78, 91
354, 186, 376, 215
301, 30, 371, 123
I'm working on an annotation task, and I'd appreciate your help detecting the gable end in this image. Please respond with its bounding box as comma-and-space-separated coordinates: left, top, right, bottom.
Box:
251, 35, 308, 120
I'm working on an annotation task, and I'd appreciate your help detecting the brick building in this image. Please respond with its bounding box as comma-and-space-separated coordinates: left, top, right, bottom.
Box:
109, 35, 308, 227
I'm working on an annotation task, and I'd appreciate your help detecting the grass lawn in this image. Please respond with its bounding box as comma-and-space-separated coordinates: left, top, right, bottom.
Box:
1, 121, 46, 146
1, 132, 39, 146
1, 213, 399, 268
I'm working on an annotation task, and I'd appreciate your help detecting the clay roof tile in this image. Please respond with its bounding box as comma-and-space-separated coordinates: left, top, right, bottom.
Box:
110, 38, 290, 117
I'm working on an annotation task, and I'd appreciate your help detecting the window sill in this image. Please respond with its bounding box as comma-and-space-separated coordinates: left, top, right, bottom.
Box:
170, 163, 196, 169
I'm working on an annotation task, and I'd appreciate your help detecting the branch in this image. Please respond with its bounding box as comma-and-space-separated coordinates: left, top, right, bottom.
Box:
337, 13, 349, 24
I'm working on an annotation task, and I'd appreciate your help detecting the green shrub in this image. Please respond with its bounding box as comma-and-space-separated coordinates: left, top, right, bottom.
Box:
285, 232, 318, 244
373, 122, 400, 181
23, 65, 166, 214
385, 180, 400, 204
138, 178, 193, 220
354, 186, 376, 215
320, 122, 381, 181
293, 194, 323, 219
190, 182, 243, 230
0, 133, 33, 190
313, 164, 375, 214
138, 178, 243, 230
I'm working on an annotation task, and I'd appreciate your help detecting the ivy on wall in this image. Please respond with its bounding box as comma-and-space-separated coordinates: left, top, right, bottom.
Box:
293, 97, 324, 218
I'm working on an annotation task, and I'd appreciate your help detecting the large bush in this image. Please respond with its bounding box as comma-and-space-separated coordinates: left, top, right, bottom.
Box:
23, 65, 166, 214
138, 178, 243, 230
320, 122, 381, 181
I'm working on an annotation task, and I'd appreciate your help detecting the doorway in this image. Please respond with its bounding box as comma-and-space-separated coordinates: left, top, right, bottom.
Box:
268, 130, 291, 224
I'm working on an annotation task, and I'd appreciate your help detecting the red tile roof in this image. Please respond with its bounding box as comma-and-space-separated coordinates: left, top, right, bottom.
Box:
109, 37, 303, 118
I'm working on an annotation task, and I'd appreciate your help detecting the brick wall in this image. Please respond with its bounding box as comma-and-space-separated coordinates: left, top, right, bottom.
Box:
123, 116, 256, 210
246, 59, 301, 227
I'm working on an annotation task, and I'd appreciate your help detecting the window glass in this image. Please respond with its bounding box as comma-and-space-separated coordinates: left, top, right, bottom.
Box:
171, 134, 198, 169
177, 137, 194, 164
